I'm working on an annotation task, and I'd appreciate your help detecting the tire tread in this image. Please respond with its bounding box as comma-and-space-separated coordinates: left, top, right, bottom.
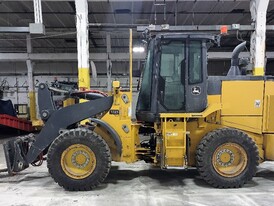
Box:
196, 128, 259, 188
47, 128, 111, 191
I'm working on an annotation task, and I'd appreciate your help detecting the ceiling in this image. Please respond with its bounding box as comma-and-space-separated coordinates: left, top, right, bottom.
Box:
0, 0, 274, 54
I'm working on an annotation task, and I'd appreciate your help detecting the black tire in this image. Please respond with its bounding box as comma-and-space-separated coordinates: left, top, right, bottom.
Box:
47, 128, 111, 191
196, 128, 259, 188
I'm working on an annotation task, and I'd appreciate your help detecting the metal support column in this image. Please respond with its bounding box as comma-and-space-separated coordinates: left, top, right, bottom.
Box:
106, 33, 112, 92
75, 0, 90, 91
174, 1, 178, 26
31, 0, 45, 34
33, 0, 43, 23
250, 0, 269, 76
26, 34, 37, 122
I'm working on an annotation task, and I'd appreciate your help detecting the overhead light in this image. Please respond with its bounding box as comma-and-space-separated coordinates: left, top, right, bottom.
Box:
133, 46, 145, 53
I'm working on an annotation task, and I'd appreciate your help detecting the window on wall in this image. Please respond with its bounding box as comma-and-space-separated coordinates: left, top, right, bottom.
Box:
189, 41, 203, 84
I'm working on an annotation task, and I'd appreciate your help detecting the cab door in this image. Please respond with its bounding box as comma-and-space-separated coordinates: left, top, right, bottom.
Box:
158, 40, 186, 111
185, 40, 207, 113
158, 39, 207, 113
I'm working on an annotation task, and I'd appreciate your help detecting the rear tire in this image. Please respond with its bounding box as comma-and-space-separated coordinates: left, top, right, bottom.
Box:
196, 128, 259, 188
47, 128, 111, 191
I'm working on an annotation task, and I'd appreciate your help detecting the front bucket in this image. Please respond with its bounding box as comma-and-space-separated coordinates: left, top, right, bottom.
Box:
3, 134, 35, 174
3, 142, 14, 175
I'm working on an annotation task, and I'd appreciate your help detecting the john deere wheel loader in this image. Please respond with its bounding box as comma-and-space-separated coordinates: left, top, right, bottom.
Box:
3, 33, 274, 190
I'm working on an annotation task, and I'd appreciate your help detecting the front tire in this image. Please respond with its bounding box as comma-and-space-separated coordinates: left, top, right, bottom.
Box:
47, 128, 111, 191
196, 128, 259, 188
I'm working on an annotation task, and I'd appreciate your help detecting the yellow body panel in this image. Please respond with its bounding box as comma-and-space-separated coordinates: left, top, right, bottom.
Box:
221, 81, 264, 115
160, 103, 222, 118
263, 134, 274, 160
206, 95, 221, 124
208, 94, 221, 104
263, 81, 274, 132
99, 89, 138, 163
263, 95, 274, 132
221, 116, 263, 134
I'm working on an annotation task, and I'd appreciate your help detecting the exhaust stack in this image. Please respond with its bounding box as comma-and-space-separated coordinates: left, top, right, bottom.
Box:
227, 41, 246, 76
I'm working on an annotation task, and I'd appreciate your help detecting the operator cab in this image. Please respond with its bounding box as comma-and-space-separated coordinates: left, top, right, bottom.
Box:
136, 33, 215, 123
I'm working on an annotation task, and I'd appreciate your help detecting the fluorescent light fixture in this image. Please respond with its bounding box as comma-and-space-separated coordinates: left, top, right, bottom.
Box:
133, 46, 145, 53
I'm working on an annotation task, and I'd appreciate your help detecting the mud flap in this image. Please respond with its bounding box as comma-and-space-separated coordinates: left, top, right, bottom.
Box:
3, 134, 35, 175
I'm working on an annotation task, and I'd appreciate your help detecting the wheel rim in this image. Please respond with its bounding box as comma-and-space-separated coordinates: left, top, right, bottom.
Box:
61, 144, 96, 179
212, 143, 247, 177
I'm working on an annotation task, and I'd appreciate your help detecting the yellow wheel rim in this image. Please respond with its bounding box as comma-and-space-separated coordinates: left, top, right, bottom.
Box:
212, 143, 247, 178
61, 144, 96, 179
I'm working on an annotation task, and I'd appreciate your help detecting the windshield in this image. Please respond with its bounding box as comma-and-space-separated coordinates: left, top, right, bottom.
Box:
137, 41, 154, 111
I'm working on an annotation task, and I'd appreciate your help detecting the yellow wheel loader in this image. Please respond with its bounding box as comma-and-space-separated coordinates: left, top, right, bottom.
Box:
3, 33, 273, 190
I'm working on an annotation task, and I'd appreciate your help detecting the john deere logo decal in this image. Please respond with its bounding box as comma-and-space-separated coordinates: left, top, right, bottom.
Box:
191, 86, 201, 95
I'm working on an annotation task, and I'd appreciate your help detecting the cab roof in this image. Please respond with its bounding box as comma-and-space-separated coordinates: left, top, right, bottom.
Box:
155, 33, 216, 41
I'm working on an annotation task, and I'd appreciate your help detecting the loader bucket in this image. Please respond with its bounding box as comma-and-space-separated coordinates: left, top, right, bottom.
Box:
3, 134, 35, 174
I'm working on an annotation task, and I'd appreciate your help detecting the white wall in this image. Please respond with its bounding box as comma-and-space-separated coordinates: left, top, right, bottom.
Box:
0, 61, 139, 75
0, 61, 141, 117
0, 60, 140, 101
0, 75, 140, 101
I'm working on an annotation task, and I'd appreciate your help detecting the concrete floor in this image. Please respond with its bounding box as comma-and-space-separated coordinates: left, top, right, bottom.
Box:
0, 136, 274, 206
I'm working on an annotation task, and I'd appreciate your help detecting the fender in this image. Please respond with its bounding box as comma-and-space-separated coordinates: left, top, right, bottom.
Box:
90, 118, 122, 156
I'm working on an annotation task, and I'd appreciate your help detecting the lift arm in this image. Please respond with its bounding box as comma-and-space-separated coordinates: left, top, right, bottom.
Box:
4, 84, 113, 174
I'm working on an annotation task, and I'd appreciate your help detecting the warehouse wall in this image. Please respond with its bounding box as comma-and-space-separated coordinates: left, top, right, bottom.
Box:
0, 61, 140, 102
0, 61, 140, 76
0, 75, 140, 102
0, 74, 140, 118
0, 61, 141, 118
1, 59, 274, 111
